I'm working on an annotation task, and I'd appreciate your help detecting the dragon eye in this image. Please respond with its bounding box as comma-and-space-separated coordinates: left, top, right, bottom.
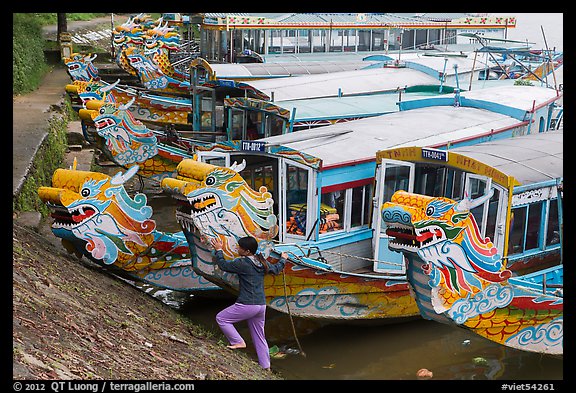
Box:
81, 187, 90, 197
426, 205, 435, 216
205, 176, 216, 186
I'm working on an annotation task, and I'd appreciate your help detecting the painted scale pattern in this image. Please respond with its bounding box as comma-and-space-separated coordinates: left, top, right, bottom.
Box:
381, 190, 562, 354
37, 167, 217, 292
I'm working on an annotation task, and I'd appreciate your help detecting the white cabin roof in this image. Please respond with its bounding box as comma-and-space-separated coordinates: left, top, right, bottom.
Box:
459, 84, 560, 109
261, 105, 521, 167
451, 129, 563, 185
246, 67, 441, 101
207, 60, 378, 78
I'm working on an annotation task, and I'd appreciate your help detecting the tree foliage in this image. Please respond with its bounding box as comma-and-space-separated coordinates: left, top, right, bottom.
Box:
13, 13, 50, 95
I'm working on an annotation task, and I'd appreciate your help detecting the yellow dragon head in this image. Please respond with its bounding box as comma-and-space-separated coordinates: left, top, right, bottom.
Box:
381, 190, 511, 304
63, 52, 99, 82
37, 166, 188, 271
161, 159, 278, 259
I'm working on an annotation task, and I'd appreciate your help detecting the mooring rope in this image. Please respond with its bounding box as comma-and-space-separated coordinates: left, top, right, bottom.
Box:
280, 268, 306, 358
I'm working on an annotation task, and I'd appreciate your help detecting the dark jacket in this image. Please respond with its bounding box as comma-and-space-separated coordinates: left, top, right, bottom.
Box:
214, 250, 286, 305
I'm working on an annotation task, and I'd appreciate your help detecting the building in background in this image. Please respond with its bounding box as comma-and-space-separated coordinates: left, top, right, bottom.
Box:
194, 13, 516, 63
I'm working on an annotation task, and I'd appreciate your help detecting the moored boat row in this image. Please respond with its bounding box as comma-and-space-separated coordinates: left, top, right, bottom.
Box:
37, 12, 563, 358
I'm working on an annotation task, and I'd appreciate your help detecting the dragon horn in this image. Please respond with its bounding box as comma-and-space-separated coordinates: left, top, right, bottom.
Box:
118, 96, 136, 111
229, 159, 247, 173
455, 188, 494, 212
100, 79, 120, 93
111, 165, 139, 185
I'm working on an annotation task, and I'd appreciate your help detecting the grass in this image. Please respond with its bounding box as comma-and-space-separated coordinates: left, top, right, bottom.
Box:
13, 13, 108, 95
13, 13, 105, 213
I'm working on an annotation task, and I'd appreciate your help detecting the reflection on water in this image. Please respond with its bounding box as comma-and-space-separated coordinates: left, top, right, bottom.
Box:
142, 287, 563, 381
265, 319, 563, 380
103, 165, 562, 381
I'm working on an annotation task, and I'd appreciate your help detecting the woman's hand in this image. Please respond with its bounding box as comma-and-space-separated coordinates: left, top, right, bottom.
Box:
211, 237, 223, 251
281, 252, 288, 259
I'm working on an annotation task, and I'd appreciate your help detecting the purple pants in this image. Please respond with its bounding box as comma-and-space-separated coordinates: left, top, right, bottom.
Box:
216, 302, 270, 369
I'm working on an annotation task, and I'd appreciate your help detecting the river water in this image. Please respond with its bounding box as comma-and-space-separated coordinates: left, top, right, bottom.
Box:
132, 192, 563, 381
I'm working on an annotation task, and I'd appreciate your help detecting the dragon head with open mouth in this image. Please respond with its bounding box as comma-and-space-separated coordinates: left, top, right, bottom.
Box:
80, 97, 159, 166
161, 159, 278, 259
381, 190, 511, 304
37, 165, 189, 271
63, 52, 99, 82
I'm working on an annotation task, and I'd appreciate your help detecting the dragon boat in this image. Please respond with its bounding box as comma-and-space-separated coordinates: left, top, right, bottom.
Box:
157, 85, 561, 322
381, 191, 562, 356
37, 164, 220, 294
377, 130, 563, 355
160, 158, 420, 321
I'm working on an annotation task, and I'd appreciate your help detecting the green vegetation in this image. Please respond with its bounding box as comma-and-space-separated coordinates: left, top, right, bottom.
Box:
13, 115, 70, 215
514, 79, 535, 86
13, 14, 51, 95
13, 13, 108, 95
13, 13, 104, 213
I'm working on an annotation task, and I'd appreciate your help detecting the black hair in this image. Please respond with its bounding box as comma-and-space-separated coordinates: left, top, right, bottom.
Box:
237, 236, 258, 255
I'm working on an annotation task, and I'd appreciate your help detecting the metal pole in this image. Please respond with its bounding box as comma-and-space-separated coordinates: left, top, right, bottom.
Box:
110, 13, 115, 59
541, 26, 559, 95
469, 50, 478, 91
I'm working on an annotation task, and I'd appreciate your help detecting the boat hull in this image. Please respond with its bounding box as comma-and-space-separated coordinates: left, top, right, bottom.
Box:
405, 254, 563, 356
183, 228, 420, 321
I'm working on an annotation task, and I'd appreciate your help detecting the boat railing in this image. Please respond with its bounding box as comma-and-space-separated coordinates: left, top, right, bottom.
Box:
509, 265, 563, 296
271, 240, 404, 277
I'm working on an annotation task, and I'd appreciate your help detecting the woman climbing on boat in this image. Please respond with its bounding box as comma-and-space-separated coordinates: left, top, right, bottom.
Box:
211, 236, 288, 370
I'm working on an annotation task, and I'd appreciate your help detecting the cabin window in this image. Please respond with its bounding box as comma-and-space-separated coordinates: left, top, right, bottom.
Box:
240, 165, 274, 194
525, 202, 543, 250
508, 201, 546, 255
319, 182, 373, 236
414, 165, 465, 199
320, 190, 345, 233
546, 199, 560, 247
286, 165, 310, 236
264, 113, 286, 137
484, 188, 501, 242
383, 165, 411, 204
351, 183, 373, 229
508, 206, 527, 255
466, 176, 492, 238
247, 112, 263, 140
229, 109, 244, 140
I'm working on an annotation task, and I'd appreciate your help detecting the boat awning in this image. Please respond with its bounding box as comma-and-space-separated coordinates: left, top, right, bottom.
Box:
207, 60, 379, 79
246, 67, 441, 101
449, 129, 563, 185
260, 105, 522, 168
405, 55, 489, 76
277, 91, 451, 122
459, 85, 561, 111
